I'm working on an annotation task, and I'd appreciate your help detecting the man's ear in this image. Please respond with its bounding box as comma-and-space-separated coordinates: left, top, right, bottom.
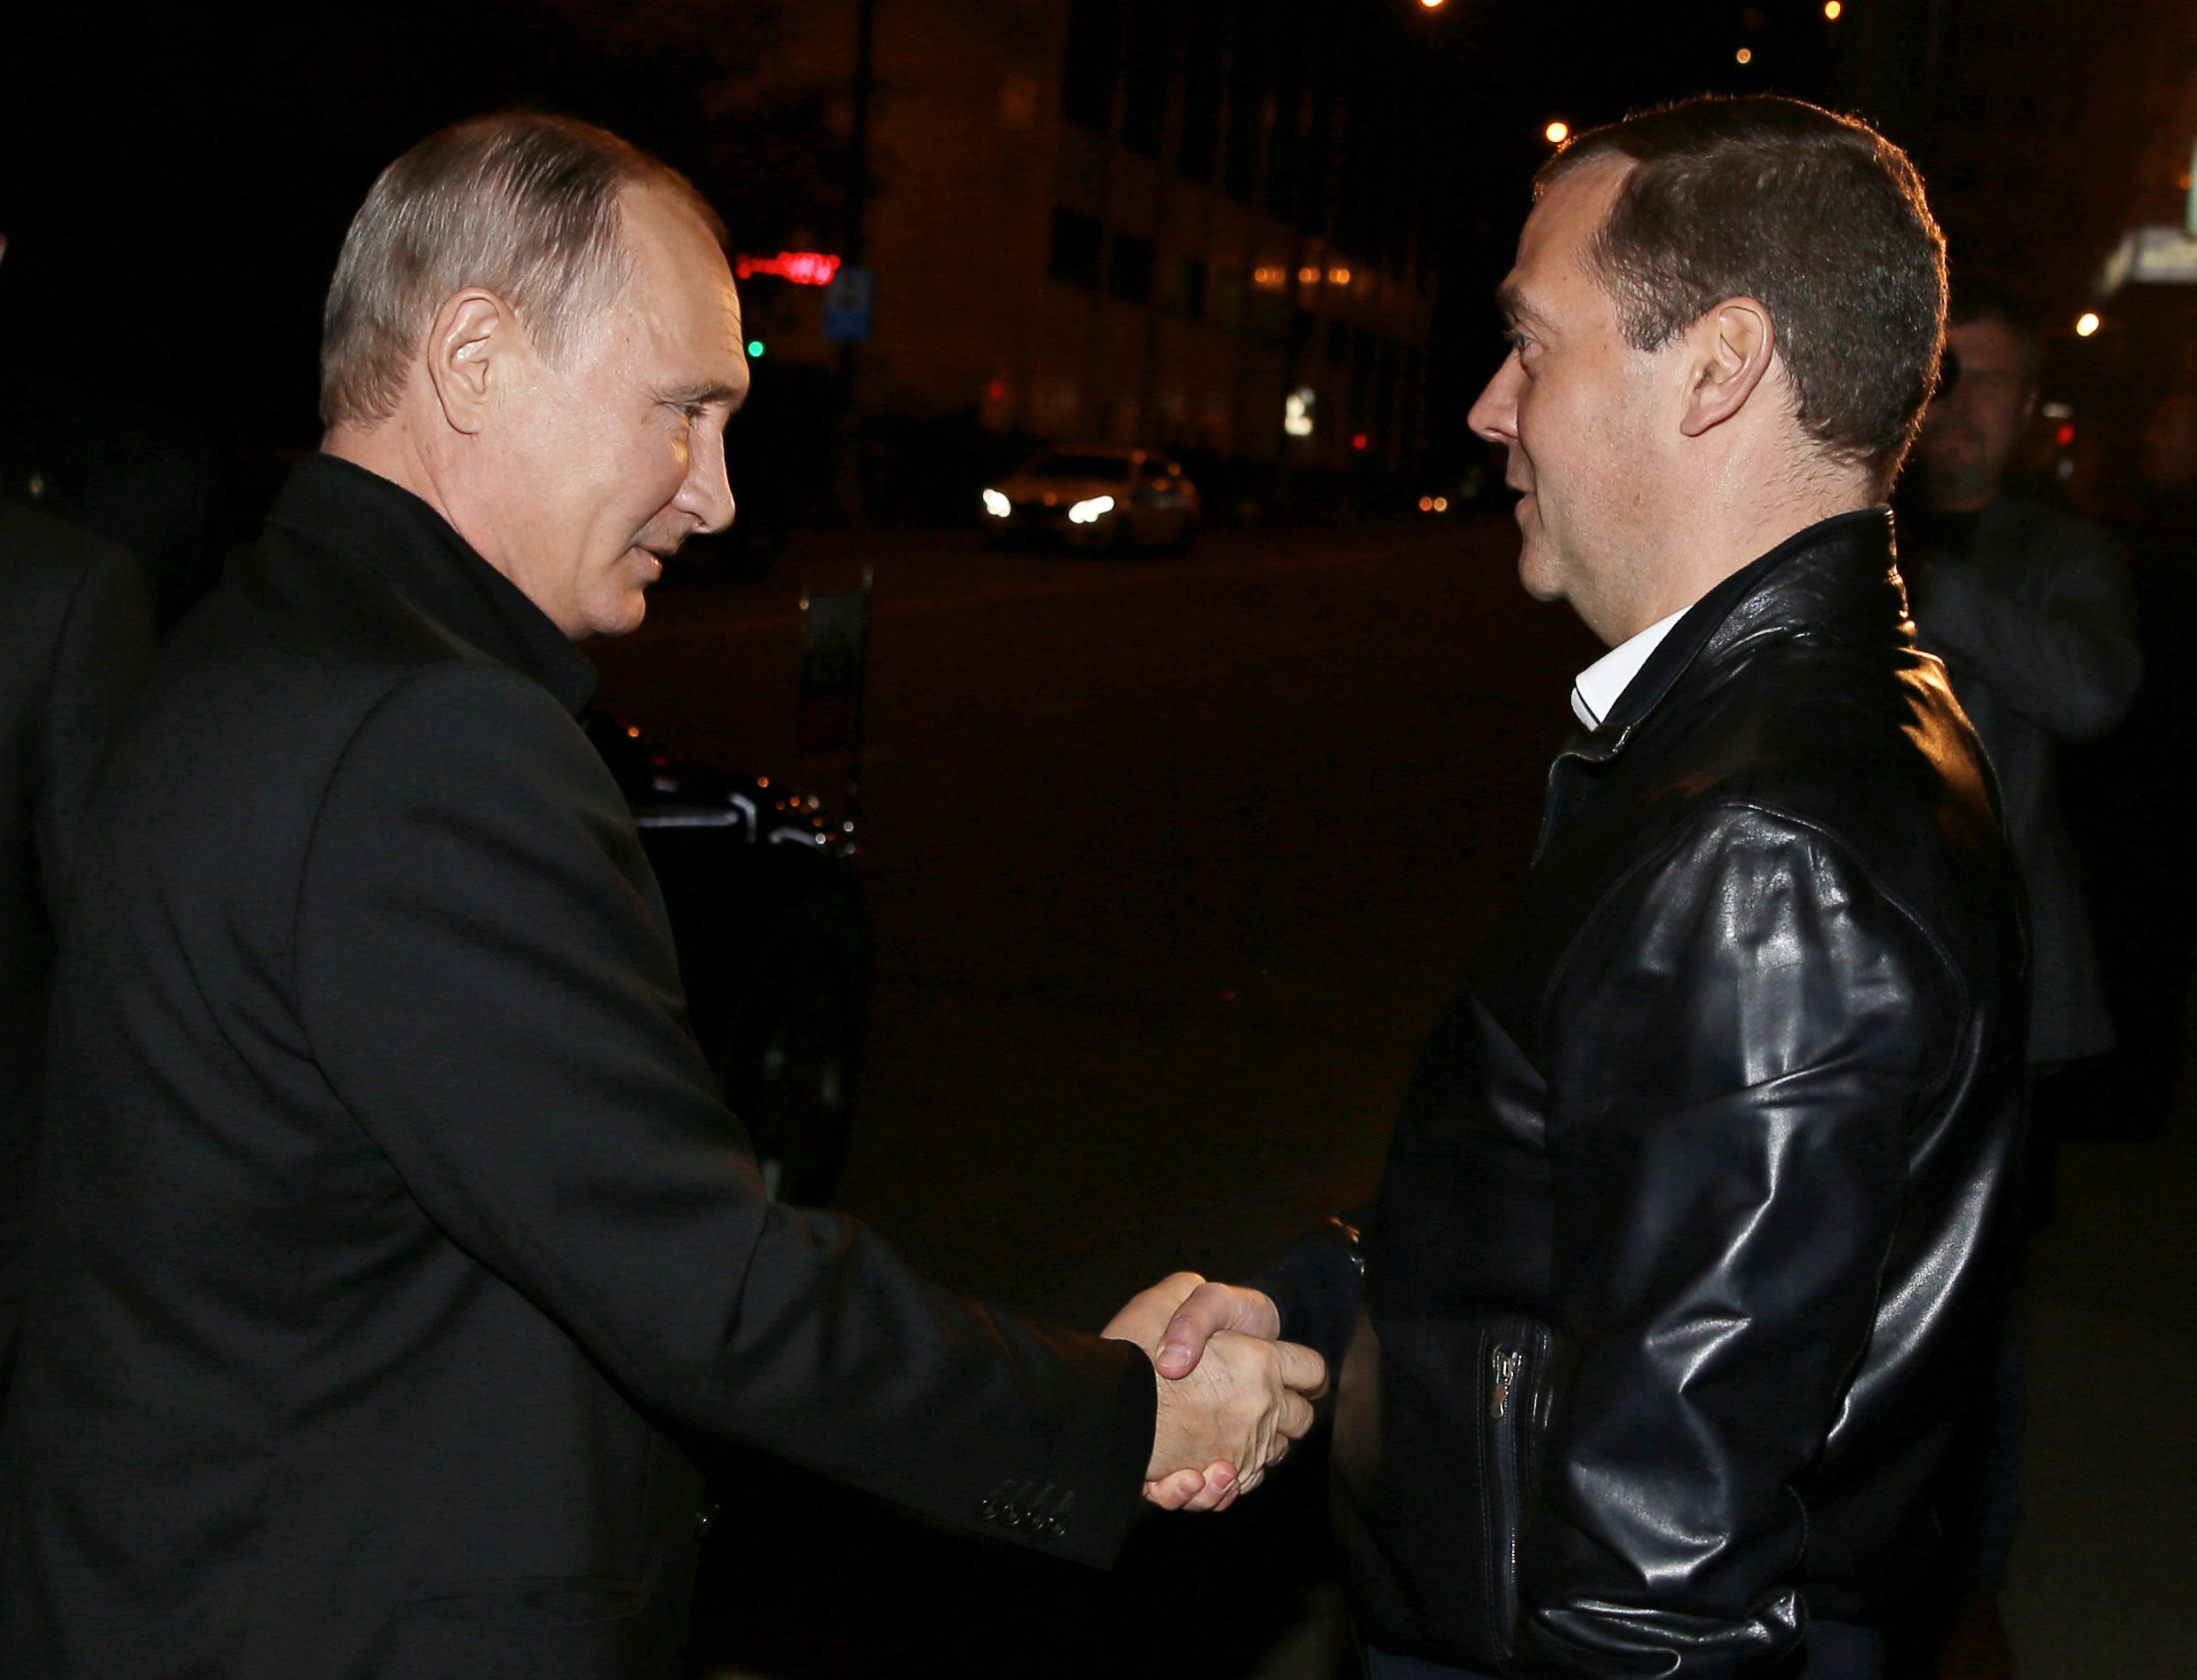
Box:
423, 289, 520, 438
1678, 297, 1776, 439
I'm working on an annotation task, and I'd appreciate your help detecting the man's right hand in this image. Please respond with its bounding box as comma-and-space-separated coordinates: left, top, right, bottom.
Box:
1146, 1329, 1326, 1510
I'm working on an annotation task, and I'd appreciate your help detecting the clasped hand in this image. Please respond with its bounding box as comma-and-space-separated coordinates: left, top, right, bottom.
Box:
1104, 1272, 1326, 1513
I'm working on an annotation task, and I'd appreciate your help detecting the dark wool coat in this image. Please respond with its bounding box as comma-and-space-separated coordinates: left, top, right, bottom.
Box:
2, 456, 1153, 1680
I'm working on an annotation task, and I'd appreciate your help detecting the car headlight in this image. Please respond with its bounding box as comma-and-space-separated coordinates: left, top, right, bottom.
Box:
982, 488, 1011, 519
1067, 495, 1116, 525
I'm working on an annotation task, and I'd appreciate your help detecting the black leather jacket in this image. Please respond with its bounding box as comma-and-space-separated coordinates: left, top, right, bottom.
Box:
1267, 510, 2026, 1676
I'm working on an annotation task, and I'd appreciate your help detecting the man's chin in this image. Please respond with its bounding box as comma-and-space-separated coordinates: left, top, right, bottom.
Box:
1516, 539, 1566, 605
577, 589, 652, 642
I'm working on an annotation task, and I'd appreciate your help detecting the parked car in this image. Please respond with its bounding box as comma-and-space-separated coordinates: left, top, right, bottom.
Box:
981, 444, 1201, 554
587, 711, 865, 1204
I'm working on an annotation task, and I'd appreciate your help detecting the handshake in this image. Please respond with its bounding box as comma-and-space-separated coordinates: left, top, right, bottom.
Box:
1102, 1272, 1328, 1513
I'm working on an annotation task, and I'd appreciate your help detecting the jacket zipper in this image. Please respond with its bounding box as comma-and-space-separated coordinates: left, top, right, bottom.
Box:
1490, 1349, 1523, 1419
1487, 1345, 1527, 1645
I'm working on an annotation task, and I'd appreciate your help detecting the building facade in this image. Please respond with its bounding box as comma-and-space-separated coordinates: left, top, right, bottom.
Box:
746, 0, 1441, 485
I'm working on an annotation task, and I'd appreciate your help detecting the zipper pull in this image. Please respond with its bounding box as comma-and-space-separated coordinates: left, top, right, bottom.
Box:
1490, 1349, 1523, 1419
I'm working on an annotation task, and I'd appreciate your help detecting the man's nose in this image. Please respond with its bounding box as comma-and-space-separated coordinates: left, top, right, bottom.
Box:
1469, 358, 1521, 444
678, 430, 737, 535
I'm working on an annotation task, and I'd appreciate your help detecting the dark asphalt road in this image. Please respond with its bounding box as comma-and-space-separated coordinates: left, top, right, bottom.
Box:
591, 517, 2196, 1680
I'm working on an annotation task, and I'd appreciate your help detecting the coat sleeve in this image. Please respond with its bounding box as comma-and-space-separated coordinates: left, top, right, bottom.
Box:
293, 662, 1154, 1565
1511, 807, 1955, 1679
31, 542, 154, 922
1910, 520, 2141, 741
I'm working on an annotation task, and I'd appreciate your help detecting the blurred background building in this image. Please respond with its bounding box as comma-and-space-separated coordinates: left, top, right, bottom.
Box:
737, 0, 1444, 520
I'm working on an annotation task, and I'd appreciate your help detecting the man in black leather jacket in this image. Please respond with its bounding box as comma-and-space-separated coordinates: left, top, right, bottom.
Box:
1144, 97, 2027, 1679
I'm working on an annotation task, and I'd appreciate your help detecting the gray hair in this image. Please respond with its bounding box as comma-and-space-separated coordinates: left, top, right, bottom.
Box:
319, 112, 724, 429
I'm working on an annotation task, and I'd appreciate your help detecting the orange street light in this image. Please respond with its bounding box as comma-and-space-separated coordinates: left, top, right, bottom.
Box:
1544, 120, 1570, 146
2075, 312, 2102, 337
1824, 1, 1843, 17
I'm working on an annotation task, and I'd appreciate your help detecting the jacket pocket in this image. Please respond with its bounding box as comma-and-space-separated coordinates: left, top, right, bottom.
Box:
1330, 1308, 1554, 1672
1476, 1317, 1552, 1664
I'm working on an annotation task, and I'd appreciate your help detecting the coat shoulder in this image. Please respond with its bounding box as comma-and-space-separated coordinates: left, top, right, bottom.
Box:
0, 500, 143, 627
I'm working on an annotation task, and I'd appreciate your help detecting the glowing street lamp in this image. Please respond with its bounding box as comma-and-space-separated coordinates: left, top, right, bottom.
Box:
1824, 1, 1842, 18
1544, 120, 1570, 146
2075, 312, 2102, 338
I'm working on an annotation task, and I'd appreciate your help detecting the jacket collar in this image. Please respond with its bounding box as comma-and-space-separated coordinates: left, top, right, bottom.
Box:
265, 452, 597, 717
1569, 506, 1900, 763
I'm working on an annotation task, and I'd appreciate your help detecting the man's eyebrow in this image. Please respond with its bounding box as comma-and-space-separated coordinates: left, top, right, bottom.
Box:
660, 380, 743, 407
1495, 282, 1551, 329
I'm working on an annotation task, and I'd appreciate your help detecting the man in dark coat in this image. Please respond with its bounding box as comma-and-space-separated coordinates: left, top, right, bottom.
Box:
1152, 99, 2028, 1680
0, 115, 1321, 1680
1906, 288, 2141, 1085
0, 499, 153, 1395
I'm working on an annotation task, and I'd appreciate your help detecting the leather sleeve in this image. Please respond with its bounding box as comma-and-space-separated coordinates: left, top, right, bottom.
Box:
1512, 805, 1956, 1678
1910, 520, 2140, 742
293, 663, 1155, 1565
31, 541, 154, 923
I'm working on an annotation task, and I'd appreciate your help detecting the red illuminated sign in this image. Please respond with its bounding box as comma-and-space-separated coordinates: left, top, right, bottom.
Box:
734, 251, 843, 286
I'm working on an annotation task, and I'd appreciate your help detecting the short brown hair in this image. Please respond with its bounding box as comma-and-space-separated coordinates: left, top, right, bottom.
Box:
320, 113, 724, 429
1540, 95, 1946, 487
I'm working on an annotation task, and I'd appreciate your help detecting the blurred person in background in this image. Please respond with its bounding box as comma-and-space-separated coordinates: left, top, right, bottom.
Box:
0, 227, 155, 1400
1905, 286, 2141, 1136
1898, 285, 2143, 1680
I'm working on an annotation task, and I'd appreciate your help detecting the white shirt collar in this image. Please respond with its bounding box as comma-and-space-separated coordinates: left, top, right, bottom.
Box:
1570, 606, 1691, 732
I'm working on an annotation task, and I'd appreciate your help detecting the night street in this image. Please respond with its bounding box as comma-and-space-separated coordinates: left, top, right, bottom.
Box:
594, 518, 2196, 1679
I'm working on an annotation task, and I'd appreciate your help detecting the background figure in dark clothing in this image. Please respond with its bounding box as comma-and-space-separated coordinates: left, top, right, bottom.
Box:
1905, 288, 2142, 1092
0, 499, 155, 1394
1897, 286, 2142, 1680
0, 226, 158, 1396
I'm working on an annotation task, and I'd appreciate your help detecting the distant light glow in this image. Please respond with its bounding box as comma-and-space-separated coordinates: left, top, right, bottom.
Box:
1418, 0, 1445, 10
1253, 265, 1288, 292
1544, 121, 1570, 146
1067, 495, 1116, 525
1329, 266, 1352, 285
1284, 386, 1317, 438
746, 339, 765, 357
2056, 423, 2077, 448
1736, 46, 1754, 65
1433, 496, 1448, 511
2075, 312, 2102, 337
1298, 265, 1323, 285
1823, 0, 1842, 16
1419, 495, 1434, 511
982, 488, 1011, 519
733, 250, 843, 286
1352, 432, 1370, 451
